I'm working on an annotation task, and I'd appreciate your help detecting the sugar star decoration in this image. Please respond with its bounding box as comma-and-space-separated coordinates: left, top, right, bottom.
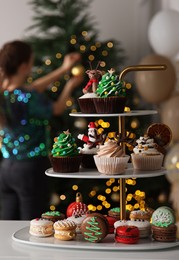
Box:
63, 129, 70, 135
108, 68, 115, 76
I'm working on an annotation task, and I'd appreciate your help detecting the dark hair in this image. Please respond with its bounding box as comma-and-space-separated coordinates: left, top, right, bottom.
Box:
0, 40, 32, 77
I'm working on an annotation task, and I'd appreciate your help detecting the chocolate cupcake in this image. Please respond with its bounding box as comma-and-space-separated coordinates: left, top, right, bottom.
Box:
94, 68, 127, 113
50, 130, 82, 173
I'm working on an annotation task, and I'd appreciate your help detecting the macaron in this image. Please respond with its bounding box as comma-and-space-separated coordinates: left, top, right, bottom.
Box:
41, 211, 65, 223
54, 219, 76, 241
115, 225, 140, 244
108, 207, 130, 220
29, 218, 53, 237
67, 214, 87, 233
81, 213, 108, 243
114, 219, 151, 238
129, 210, 151, 221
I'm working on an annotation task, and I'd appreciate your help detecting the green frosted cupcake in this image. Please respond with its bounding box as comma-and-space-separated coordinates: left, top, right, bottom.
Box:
94, 68, 127, 113
50, 130, 82, 173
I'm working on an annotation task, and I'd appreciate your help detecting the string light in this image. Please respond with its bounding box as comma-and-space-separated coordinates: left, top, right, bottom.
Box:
131, 119, 139, 129
56, 53, 62, 59
88, 55, 95, 61
97, 205, 103, 211
66, 100, 73, 107
50, 205, 56, 211
82, 31, 88, 36
95, 42, 101, 48
124, 107, 131, 112
102, 50, 108, 56
72, 185, 78, 191
80, 45, 86, 52
45, 59, 51, 65
90, 45, 97, 51
100, 61, 106, 67
60, 195, 66, 200
27, 77, 33, 83
37, 68, 43, 74
107, 41, 113, 48
64, 74, 70, 80
51, 86, 58, 92
70, 39, 76, 44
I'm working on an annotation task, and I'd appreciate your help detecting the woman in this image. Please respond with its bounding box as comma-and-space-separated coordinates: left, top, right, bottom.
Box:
0, 40, 82, 220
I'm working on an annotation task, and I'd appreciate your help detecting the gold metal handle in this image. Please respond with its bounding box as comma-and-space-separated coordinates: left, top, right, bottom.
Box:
119, 64, 167, 81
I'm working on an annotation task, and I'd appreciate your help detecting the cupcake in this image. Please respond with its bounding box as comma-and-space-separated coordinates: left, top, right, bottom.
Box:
151, 206, 177, 242
94, 139, 129, 175
50, 130, 82, 173
93, 68, 127, 113
78, 122, 103, 168
78, 66, 102, 113
131, 135, 164, 171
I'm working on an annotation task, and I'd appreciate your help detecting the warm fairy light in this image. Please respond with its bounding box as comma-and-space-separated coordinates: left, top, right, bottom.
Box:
101, 196, 106, 201
37, 68, 43, 74
64, 74, 70, 80
72, 185, 78, 191
126, 204, 133, 211
107, 42, 113, 48
97, 119, 104, 125
106, 180, 112, 186
126, 83, 132, 89
124, 107, 131, 112
54, 81, 60, 87
134, 203, 140, 209
135, 190, 141, 196
66, 100, 73, 107
97, 205, 103, 211
105, 188, 111, 194
45, 59, 51, 65
131, 119, 139, 129
101, 122, 110, 128
88, 204, 93, 210
71, 109, 77, 113
89, 190, 96, 197
51, 86, 58, 92
126, 194, 133, 201
27, 77, 33, 83
70, 39, 77, 44
102, 201, 107, 206
88, 55, 95, 61
97, 195, 103, 200
105, 203, 111, 209
97, 128, 104, 134
100, 61, 106, 67
90, 45, 97, 51
71, 34, 76, 39
92, 206, 96, 211
50, 205, 56, 211
95, 41, 101, 48
82, 31, 88, 36
110, 178, 115, 183
102, 50, 108, 56
56, 53, 62, 59
113, 186, 119, 192
60, 195, 66, 200
80, 45, 86, 52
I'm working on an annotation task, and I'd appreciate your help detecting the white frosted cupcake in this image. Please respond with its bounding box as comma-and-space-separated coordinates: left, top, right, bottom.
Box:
94, 140, 129, 175
131, 135, 164, 171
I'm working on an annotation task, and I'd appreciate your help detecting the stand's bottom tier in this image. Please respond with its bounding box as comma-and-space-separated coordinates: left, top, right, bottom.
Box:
12, 226, 179, 251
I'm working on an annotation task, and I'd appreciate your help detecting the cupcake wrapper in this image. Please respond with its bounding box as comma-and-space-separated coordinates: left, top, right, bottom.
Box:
131, 153, 164, 171
78, 98, 96, 113
93, 97, 126, 114
94, 155, 129, 175
50, 155, 83, 173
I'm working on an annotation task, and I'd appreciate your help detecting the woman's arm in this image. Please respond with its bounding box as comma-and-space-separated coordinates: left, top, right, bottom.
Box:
31, 53, 81, 93
53, 75, 83, 116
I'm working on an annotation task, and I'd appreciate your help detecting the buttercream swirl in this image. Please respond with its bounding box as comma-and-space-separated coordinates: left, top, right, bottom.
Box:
133, 135, 159, 155
97, 140, 124, 157
51, 130, 79, 157
96, 69, 126, 98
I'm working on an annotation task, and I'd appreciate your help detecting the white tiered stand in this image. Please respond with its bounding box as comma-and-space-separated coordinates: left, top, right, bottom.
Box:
12, 110, 179, 251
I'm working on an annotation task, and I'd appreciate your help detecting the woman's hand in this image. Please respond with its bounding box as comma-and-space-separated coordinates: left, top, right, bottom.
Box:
61, 53, 81, 72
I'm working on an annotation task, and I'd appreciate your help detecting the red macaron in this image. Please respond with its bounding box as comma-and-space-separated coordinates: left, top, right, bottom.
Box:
115, 225, 139, 244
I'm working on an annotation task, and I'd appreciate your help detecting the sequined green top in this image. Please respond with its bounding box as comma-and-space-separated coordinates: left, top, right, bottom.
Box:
0, 88, 53, 160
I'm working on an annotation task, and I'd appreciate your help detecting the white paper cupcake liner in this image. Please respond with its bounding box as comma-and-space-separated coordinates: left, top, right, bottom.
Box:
131, 153, 164, 171
93, 155, 130, 175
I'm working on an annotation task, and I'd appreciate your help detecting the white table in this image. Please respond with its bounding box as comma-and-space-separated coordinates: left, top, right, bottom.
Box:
0, 221, 179, 260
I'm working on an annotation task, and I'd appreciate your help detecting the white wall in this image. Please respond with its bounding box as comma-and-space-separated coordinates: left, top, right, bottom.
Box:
0, 0, 160, 65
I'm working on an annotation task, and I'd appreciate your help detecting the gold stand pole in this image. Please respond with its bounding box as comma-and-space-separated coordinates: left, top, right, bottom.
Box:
118, 116, 126, 220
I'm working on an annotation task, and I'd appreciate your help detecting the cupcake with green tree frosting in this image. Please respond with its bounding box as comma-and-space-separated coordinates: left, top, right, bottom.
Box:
94, 68, 127, 113
50, 130, 82, 173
